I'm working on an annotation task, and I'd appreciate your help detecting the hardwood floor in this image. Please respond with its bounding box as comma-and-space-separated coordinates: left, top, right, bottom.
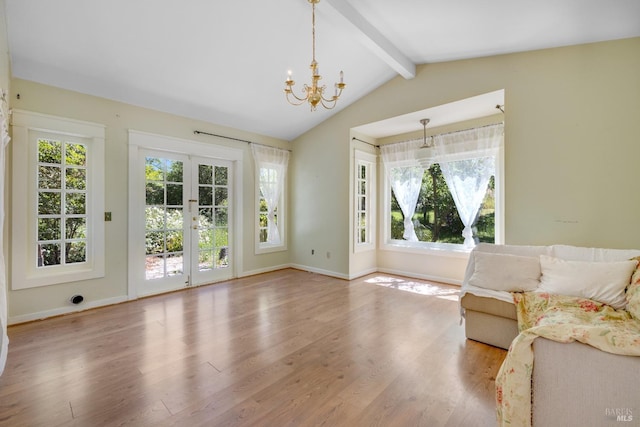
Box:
0, 269, 506, 426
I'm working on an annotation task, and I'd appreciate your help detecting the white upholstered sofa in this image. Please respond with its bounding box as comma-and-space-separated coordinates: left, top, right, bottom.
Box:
460, 243, 640, 426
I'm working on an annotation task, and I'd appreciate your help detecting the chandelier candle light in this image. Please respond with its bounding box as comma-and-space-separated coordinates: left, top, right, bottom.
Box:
284, 0, 346, 110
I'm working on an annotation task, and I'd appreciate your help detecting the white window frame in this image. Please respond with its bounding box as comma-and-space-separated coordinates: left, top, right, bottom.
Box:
11, 110, 105, 289
254, 163, 287, 254
381, 145, 504, 254
253, 144, 291, 255
354, 150, 376, 252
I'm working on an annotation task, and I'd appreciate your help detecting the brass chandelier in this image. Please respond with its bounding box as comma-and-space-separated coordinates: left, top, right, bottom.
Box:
284, 0, 346, 110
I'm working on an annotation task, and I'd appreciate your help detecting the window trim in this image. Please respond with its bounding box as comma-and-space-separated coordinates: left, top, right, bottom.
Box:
381, 144, 504, 253
11, 110, 105, 289
254, 161, 287, 254
251, 144, 288, 255
354, 150, 376, 253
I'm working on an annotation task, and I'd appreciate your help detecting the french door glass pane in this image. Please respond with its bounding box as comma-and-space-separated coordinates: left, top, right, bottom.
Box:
145, 156, 185, 280
197, 164, 229, 272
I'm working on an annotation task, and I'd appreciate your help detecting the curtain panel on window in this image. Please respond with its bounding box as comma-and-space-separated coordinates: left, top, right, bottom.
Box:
251, 144, 289, 245
432, 124, 503, 247
0, 91, 10, 376
381, 140, 424, 241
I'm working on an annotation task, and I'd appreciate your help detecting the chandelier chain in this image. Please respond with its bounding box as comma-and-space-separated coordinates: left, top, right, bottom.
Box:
312, 1, 316, 63
284, 0, 346, 111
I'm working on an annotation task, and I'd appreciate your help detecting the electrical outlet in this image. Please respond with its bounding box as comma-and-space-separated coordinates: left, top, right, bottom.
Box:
104, 212, 112, 221
311, 249, 315, 255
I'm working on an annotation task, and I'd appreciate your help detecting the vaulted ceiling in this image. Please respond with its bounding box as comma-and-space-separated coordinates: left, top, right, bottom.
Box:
4, 0, 640, 140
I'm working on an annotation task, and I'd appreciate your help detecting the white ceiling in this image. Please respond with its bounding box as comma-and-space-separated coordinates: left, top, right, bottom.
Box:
4, 0, 640, 141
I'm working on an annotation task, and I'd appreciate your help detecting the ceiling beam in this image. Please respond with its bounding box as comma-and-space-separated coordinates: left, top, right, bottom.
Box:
324, 0, 416, 79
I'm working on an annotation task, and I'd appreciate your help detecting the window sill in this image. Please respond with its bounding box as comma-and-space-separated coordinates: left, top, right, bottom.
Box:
380, 240, 472, 259
12, 265, 105, 290
255, 243, 287, 255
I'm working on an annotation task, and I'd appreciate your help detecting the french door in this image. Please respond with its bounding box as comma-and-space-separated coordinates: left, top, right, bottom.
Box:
140, 151, 233, 296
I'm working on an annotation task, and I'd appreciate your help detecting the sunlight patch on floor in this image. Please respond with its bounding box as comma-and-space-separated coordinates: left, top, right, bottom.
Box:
365, 276, 459, 300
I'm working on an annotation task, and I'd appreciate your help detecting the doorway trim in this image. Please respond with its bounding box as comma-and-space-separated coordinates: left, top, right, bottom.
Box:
127, 130, 244, 299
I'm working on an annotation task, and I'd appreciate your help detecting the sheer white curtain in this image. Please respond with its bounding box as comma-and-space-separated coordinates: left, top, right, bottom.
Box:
0, 91, 10, 376
431, 124, 503, 248
251, 144, 289, 245
381, 140, 425, 241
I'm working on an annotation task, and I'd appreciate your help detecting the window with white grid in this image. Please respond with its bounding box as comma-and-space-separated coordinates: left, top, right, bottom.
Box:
12, 111, 105, 289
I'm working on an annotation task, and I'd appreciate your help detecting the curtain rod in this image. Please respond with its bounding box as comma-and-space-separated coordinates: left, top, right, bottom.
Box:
193, 130, 254, 144
352, 137, 379, 148
193, 130, 291, 152
429, 121, 503, 138
383, 121, 504, 147
355, 122, 504, 150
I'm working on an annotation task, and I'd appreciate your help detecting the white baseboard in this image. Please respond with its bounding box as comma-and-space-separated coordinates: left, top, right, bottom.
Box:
347, 267, 378, 280
375, 267, 462, 286
238, 264, 293, 278
242, 264, 458, 285
288, 264, 350, 280
8, 295, 129, 325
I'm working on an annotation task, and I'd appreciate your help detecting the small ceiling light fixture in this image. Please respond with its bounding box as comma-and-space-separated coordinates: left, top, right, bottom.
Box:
419, 118, 431, 146
284, 0, 346, 111
415, 118, 434, 168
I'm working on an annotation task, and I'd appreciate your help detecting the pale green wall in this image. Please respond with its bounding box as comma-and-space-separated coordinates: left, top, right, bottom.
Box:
7, 79, 291, 321
290, 110, 353, 277
0, 0, 9, 89
291, 37, 640, 280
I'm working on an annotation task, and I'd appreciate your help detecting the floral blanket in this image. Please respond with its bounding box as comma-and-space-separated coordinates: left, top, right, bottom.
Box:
495, 291, 640, 427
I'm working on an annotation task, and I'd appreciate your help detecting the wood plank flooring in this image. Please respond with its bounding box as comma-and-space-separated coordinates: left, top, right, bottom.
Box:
0, 269, 506, 427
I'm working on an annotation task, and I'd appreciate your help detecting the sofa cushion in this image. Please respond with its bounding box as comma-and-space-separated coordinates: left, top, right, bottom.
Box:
537, 255, 638, 309
460, 293, 517, 320
468, 252, 541, 292
462, 243, 549, 290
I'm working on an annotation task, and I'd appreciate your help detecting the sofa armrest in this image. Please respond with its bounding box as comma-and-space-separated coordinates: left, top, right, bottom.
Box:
532, 338, 640, 426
